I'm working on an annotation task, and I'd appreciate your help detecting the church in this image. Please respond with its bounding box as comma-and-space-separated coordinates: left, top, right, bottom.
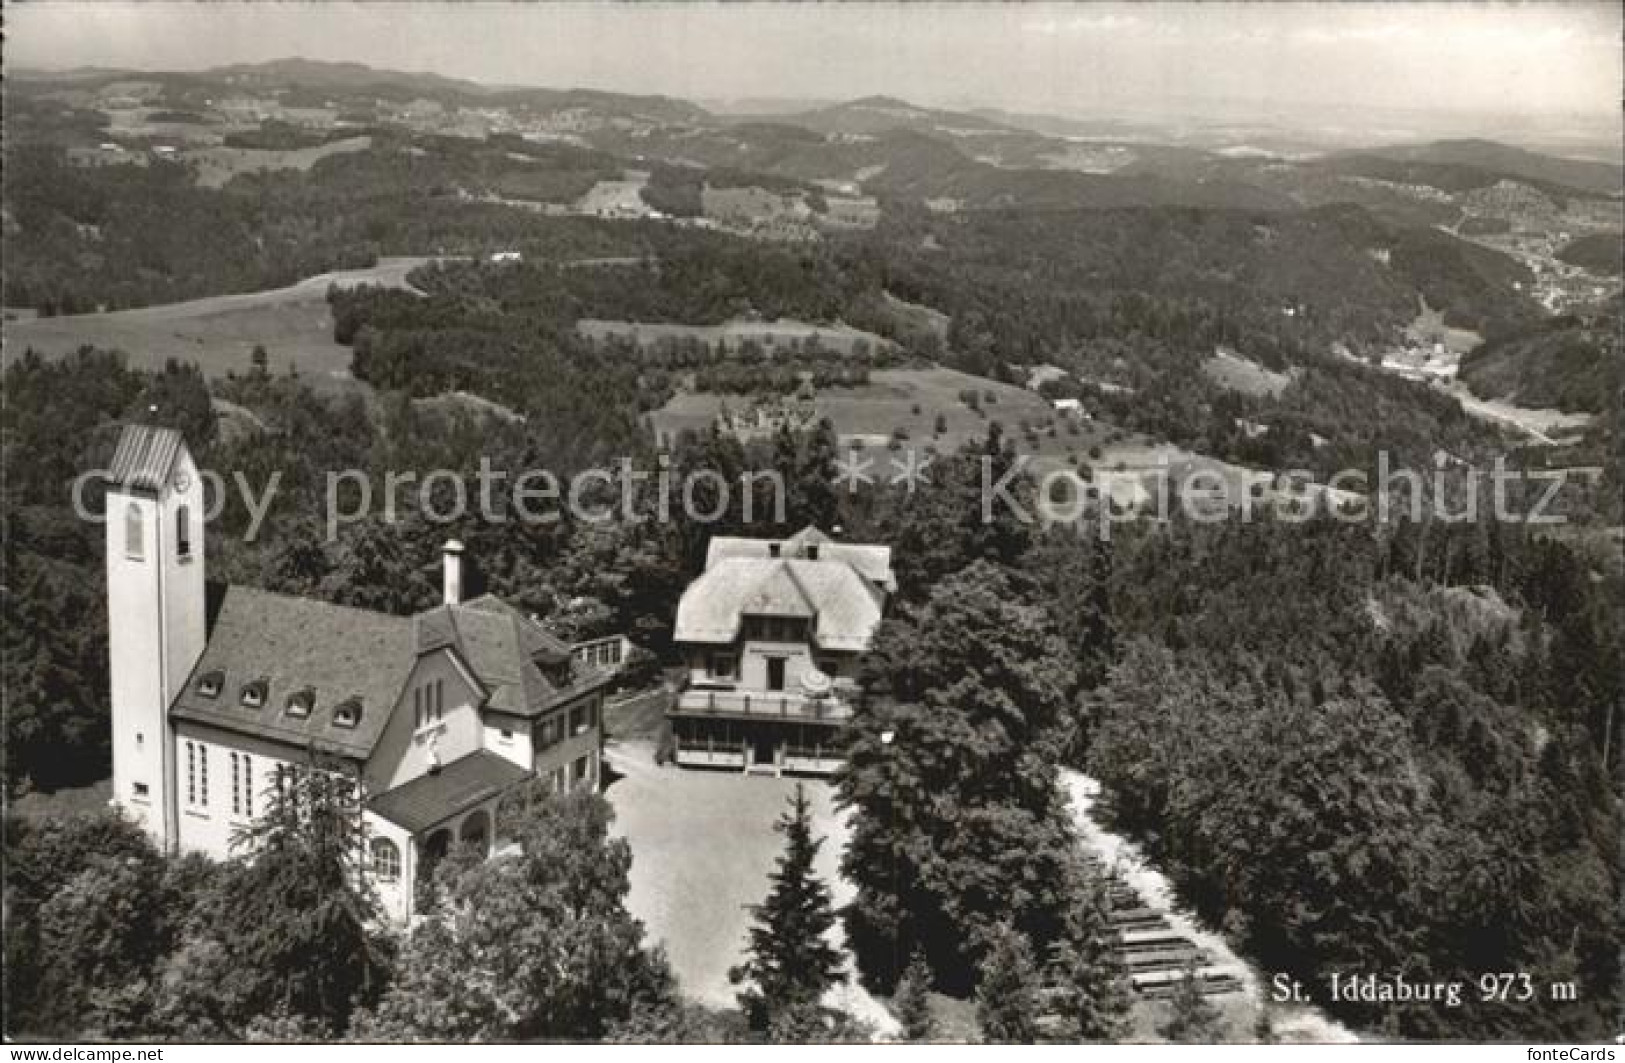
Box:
105, 424, 620, 923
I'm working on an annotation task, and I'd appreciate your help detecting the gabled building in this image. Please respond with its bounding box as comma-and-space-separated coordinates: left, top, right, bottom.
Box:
105, 425, 618, 923
669, 526, 893, 775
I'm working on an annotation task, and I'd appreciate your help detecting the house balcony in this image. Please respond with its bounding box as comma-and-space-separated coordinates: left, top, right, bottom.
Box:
672, 686, 855, 723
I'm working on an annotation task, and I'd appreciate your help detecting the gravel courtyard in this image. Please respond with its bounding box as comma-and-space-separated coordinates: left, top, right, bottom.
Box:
602, 739, 896, 1033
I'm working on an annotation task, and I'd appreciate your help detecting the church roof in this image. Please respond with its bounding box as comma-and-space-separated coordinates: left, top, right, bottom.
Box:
108, 424, 186, 492
170, 584, 418, 759
368, 750, 529, 834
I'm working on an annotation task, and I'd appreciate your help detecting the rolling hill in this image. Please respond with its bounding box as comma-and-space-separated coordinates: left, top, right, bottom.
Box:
1326, 139, 1622, 199
1458, 314, 1621, 415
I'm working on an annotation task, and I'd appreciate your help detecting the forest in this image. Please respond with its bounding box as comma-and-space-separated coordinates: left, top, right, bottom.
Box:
3, 332, 1619, 1040
3, 102, 1619, 1041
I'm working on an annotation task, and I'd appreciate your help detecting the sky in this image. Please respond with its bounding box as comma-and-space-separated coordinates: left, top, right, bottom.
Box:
8, 2, 1621, 122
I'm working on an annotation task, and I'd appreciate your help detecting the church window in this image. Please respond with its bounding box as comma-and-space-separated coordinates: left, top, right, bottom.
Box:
186, 741, 209, 807
124, 504, 144, 559
230, 753, 255, 816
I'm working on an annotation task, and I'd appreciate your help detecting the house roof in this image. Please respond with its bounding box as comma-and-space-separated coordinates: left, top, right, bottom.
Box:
706, 526, 895, 592
368, 750, 529, 834
414, 594, 610, 718
108, 424, 185, 492
674, 556, 885, 651
170, 584, 417, 759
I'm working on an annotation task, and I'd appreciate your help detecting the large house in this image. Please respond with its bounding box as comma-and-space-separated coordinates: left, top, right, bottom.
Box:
669, 526, 893, 775
105, 425, 617, 923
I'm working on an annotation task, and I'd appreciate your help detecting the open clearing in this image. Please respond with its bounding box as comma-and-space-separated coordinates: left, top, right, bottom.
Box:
573, 175, 655, 217
579, 316, 890, 356
183, 136, 373, 189
1203, 348, 1295, 398
603, 739, 896, 1034
651, 365, 1122, 451
2, 258, 436, 391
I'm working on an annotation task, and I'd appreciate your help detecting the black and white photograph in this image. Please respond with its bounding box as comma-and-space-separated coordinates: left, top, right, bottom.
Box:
1, 1, 1620, 1050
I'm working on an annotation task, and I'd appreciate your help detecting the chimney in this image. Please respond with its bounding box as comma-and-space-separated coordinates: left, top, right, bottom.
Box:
442, 539, 465, 605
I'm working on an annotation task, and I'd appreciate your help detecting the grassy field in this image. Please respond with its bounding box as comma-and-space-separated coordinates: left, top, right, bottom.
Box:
2, 258, 435, 392
1202, 348, 1295, 397
649, 365, 1364, 517
650, 365, 1139, 468
579, 316, 890, 356
183, 136, 373, 189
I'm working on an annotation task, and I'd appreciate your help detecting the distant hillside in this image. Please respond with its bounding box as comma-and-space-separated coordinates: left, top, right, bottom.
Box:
1458, 314, 1621, 414
1556, 232, 1624, 276
206, 57, 491, 97
781, 95, 1015, 137
1331, 139, 1622, 198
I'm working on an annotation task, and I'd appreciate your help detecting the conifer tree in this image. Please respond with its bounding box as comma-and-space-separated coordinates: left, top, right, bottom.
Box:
974, 923, 1042, 1044
892, 949, 938, 1042
1157, 960, 1227, 1044
730, 785, 846, 1030
1052, 873, 1133, 1042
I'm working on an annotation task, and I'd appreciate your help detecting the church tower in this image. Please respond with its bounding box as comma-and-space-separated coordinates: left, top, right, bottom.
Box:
105, 425, 207, 851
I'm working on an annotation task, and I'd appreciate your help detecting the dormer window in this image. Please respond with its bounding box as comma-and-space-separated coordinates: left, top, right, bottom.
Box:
197, 670, 225, 698
240, 679, 268, 709
333, 697, 363, 729
286, 688, 315, 718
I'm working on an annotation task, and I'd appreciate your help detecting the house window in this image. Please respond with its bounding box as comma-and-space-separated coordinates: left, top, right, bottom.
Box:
537, 713, 563, 750
499, 728, 513, 743
176, 505, 192, 560
710, 653, 737, 679
124, 505, 144, 560
573, 754, 591, 789
132, 781, 150, 800
569, 701, 596, 736
806, 545, 820, 561
371, 838, 401, 884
